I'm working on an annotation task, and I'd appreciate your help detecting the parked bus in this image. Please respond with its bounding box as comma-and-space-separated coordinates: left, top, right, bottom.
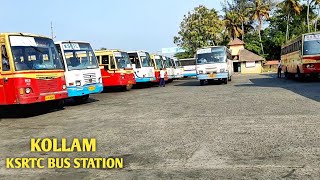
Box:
55, 41, 103, 103
128, 51, 156, 83
172, 57, 184, 79
0, 33, 68, 106
180, 58, 197, 77
150, 54, 168, 83
162, 56, 174, 82
196, 46, 233, 85
281, 32, 320, 80
95, 50, 135, 90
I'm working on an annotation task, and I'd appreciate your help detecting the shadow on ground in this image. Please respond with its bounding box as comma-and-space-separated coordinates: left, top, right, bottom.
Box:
174, 79, 224, 86
236, 73, 320, 102
0, 98, 99, 118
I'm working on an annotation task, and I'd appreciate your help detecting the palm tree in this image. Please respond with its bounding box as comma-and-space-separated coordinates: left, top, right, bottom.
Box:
250, 0, 271, 55
279, 0, 302, 41
224, 11, 243, 40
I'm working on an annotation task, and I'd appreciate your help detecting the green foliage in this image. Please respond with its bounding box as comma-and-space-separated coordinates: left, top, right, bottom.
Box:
174, 0, 320, 60
174, 5, 224, 55
174, 52, 194, 59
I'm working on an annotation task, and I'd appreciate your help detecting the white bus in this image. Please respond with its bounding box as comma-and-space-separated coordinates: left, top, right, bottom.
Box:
172, 58, 184, 79
196, 46, 233, 85
55, 41, 103, 103
162, 56, 175, 82
180, 58, 197, 77
128, 51, 155, 83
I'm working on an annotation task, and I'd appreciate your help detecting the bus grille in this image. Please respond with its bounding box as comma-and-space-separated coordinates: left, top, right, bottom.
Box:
37, 79, 60, 93
83, 73, 96, 84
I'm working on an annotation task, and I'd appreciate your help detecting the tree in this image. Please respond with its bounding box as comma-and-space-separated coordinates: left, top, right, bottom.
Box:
224, 11, 243, 39
174, 5, 224, 55
250, 0, 271, 55
278, 0, 302, 41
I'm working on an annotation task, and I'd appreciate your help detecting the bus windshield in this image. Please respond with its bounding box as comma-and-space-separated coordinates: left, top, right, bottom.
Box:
196, 47, 226, 64
114, 52, 131, 69
139, 52, 153, 67
62, 42, 98, 71
303, 34, 320, 55
154, 56, 163, 69
10, 36, 63, 71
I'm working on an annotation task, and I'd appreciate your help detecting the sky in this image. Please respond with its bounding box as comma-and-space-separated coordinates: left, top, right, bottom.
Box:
1, 0, 222, 53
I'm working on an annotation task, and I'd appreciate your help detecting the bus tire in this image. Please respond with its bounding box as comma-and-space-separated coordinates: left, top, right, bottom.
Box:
125, 84, 133, 91
223, 78, 228, 84
74, 95, 89, 104
200, 80, 205, 86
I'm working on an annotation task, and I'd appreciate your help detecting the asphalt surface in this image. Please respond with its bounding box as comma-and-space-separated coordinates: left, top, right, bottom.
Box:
0, 73, 320, 180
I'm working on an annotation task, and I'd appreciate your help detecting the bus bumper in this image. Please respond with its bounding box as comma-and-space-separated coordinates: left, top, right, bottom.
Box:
136, 77, 156, 83
183, 72, 197, 77
197, 73, 228, 80
67, 83, 103, 97
17, 91, 68, 104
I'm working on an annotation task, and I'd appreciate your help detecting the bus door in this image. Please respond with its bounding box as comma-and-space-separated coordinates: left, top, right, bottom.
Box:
0, 42, 12, 104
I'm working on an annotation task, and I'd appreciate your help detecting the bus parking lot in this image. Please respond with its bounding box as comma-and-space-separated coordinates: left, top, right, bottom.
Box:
0, 74, 320, 179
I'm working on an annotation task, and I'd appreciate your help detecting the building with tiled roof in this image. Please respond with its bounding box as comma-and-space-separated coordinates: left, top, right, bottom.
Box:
228, 38, 265, 74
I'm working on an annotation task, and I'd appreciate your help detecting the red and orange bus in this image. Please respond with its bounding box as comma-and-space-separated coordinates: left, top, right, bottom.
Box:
95, 50, 135, 90
0, 33, 68, 106
150, 54, 168, 83
281, 32, 320, 80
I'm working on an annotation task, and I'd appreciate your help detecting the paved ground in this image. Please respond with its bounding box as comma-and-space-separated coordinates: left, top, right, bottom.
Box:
0, 74, 320, 180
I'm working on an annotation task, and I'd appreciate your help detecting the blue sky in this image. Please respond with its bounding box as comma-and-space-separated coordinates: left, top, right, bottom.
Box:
2, 0, 222, 53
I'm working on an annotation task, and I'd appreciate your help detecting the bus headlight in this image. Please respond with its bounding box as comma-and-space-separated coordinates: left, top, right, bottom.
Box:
305, 64, 315, 68
62, 85, 67, 90
76, 81, 81, 86
25, 87, 32, 94
220, 68, 225, 73
98, 77, 102, 83
198, 70, 204, 74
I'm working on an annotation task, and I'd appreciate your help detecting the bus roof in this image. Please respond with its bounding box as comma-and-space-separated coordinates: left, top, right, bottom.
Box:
196, 46, 231, 54
127, 50, 148, 54
282, 31, 320, 48
55, 40, 91, 44
0, 32, 50, 39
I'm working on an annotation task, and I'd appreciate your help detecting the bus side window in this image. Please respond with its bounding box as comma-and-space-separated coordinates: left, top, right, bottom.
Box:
110, 56, 115, 69
101, 55, 109, 64
1, 45, 10, 71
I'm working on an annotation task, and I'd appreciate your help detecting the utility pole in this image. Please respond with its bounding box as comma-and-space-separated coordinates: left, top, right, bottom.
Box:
50, 21, 56, 39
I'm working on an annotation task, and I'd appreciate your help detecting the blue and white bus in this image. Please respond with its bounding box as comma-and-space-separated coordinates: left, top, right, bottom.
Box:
180, 58, 197, 77
128, 51, 156, 83
196, 46, 233, 85
55, 41, 103, 103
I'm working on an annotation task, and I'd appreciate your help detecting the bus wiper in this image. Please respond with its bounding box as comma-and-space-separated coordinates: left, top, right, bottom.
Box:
19, 33, 43, 54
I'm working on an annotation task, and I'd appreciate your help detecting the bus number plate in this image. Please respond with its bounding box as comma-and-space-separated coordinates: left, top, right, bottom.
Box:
209, 73, 216, 78
88, 86, 96, 91
45, 95, 55, 101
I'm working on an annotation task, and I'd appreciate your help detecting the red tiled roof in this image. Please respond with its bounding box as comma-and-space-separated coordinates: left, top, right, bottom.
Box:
264, 60, 279, 65
239, 49, 265, 62
227, 38, 245, 46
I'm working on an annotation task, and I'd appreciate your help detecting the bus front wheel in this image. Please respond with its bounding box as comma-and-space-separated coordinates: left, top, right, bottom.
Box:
124, 84, 133, 91
200, 80, 205, 86
74, 95, 89, 104
223, 78, 228, 84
